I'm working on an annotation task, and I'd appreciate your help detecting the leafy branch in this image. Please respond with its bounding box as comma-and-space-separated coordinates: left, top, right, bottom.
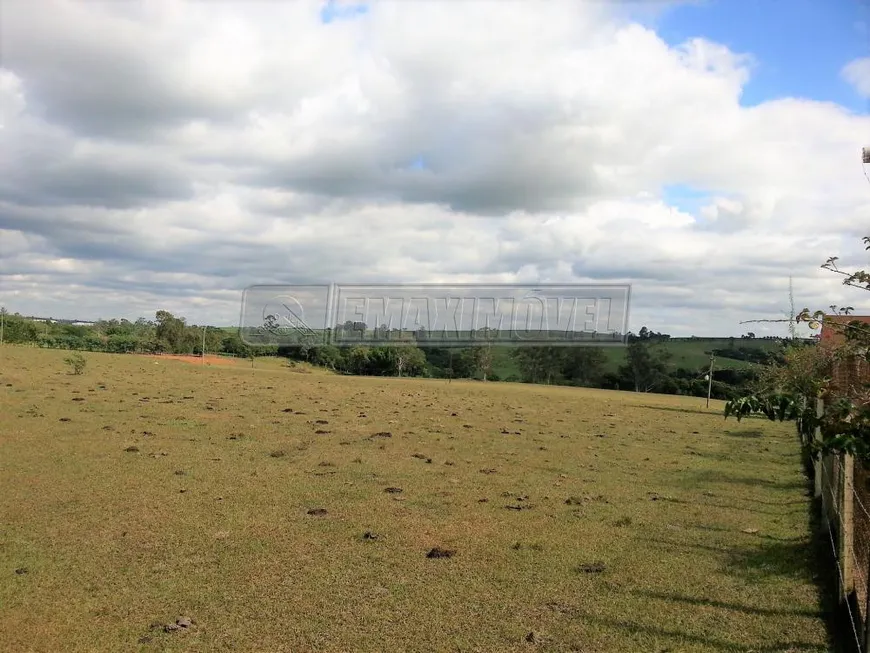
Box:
724, 235, 870, 460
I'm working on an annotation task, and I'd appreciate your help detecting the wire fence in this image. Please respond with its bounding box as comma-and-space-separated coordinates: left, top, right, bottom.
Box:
819, 447, 862, 651
817, 354, 870, 652
854, 460, 870, 643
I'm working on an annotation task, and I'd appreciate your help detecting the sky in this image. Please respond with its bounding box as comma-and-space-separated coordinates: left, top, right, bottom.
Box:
1, 0, 870, 337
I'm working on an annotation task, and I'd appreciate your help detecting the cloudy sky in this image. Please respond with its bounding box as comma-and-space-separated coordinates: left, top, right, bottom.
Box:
1, 0, 869, 337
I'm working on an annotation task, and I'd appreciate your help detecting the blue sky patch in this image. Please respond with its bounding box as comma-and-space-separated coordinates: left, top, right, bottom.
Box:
662, 183, 710, 215
652, 0, 870, 113
320, 1, 368, 24
407, 155, 428, 171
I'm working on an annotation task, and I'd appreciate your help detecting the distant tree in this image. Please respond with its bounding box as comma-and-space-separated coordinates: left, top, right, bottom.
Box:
392, 345, 427, 377
222, 332, 253, 358
106, 333, 138, 353
362, 345, 426, 376
310, 345, 343, 371
201, 326, 224, 354
1, 313, 39, 344
561, 347, 607, 386
343, 346, 372, 375
155, 310, 187, 353
511, 346, 565, 384
619, 340, 671, 393
464, 343, 495, 380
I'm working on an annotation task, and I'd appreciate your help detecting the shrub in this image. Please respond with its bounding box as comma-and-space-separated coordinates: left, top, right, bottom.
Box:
64, 353, 87, 375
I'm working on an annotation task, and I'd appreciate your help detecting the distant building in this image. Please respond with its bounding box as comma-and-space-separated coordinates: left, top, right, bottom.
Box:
819, 315, 870, 394
819, 315, 870, 348
24, 316, 94, 326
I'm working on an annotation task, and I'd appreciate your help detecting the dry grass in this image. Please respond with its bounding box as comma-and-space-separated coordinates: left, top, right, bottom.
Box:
0, 346, 830, 652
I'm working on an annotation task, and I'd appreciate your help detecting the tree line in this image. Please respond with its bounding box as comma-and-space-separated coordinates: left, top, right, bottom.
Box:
0, 308, 785, 400
0, 310, 256, 358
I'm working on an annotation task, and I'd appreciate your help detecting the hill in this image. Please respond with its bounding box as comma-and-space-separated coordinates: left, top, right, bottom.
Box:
489, 337, 790, 381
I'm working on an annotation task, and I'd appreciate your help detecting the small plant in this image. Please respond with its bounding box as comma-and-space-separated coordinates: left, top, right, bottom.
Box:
64, 353, 87, 375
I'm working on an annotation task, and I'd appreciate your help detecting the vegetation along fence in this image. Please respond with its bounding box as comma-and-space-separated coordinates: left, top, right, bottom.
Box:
817, 353, 870, 652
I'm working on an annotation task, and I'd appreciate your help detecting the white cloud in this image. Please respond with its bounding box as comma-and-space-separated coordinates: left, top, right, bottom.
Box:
0, 0, 867, 337
843, 57, 870, 98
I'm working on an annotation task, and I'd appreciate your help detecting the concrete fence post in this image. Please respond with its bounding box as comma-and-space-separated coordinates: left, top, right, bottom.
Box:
814, 397, 824, 499
840, 452, 856, 602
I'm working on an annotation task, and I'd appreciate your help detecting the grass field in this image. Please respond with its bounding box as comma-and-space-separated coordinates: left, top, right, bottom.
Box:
0, 347, 831, 652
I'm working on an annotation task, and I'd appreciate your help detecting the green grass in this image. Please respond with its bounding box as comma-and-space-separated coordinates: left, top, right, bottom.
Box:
0, 346, 830, 652
646, 338, 782, 372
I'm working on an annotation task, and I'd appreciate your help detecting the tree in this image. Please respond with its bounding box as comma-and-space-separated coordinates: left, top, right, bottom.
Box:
561, 347, 607, 387
511, 346, 565, 384
106, 333, 138, 353
421, 347, 455, 378
0, 313, 39, 344
360, 346, 426, 376
200, 326, 224, 354
155, 310, 187, 353
391, 345, 427, 377
222, 332, 253, 358
619, 340, 671, 393
464, 344, 495, 380
343, 346, 372, 375
310, 345, 343, 371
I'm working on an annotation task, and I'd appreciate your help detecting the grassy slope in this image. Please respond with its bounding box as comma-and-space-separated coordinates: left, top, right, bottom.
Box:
490, 338, 783, 380
0, 346, 829, 652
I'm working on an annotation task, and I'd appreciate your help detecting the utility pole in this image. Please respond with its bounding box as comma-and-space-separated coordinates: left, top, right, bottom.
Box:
706, 354, 715, 408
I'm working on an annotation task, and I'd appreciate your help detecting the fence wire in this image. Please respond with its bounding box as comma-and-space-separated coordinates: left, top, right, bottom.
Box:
822, 453, 862, 651
818, 352, 870, 652
852, 462, 870, 639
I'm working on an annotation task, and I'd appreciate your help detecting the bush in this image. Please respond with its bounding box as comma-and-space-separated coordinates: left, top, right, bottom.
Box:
64, 353, 87, 375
